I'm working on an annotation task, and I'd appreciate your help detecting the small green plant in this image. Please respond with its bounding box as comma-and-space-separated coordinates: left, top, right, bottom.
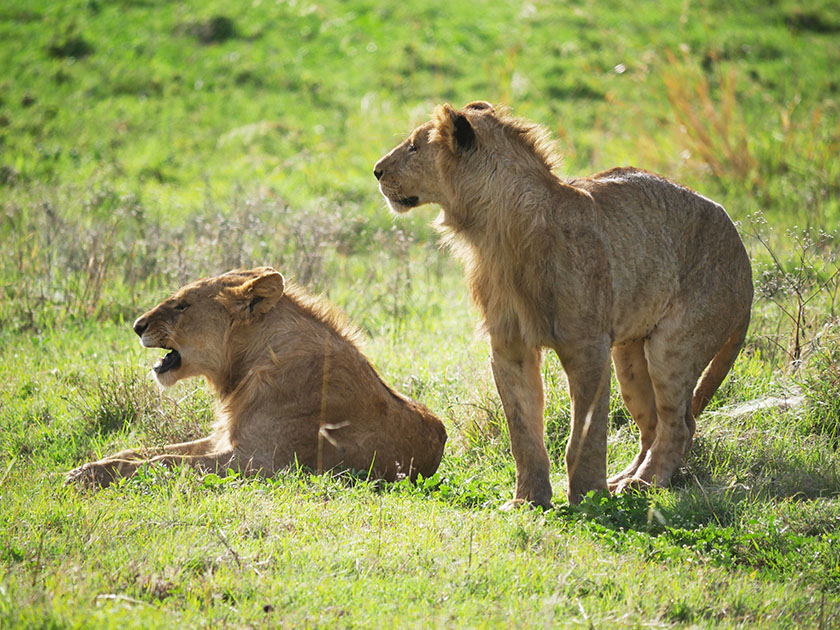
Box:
803, 321, 840, 445
749, 213, 840, 367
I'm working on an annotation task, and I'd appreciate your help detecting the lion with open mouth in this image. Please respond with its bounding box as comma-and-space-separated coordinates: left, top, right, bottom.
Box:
67, 267, 447, 487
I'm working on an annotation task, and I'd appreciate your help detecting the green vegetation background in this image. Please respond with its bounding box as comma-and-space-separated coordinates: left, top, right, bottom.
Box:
1, 0, 839, 627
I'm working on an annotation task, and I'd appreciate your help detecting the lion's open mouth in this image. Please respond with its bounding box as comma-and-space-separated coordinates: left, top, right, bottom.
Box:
394, 196, 419, 207
153, 349, 182, 374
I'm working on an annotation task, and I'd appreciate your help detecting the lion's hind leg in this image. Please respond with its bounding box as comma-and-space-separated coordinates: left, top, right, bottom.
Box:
615, 306, 725, 492
608, 339, 658, 492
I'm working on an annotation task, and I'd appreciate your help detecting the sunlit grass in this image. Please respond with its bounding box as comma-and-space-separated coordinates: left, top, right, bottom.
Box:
1, 0, 839, 627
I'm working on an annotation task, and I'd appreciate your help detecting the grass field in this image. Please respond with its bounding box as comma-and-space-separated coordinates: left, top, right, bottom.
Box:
2, 0, 840, 627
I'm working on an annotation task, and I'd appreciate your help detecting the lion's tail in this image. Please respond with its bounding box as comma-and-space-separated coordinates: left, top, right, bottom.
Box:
691, 315, 750, 419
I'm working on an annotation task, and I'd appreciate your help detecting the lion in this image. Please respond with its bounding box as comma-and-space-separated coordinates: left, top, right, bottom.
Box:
66, 267, 447, 487
374, 102, 752, 508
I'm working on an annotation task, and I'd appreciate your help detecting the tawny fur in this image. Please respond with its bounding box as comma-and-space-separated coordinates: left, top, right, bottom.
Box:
374, 102, 752, 507
66, 267, 447, 487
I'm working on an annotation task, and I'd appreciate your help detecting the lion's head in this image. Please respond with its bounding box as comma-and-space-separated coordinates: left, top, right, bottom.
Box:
372, 101, 495, 213
374, 101, 561, 215
132, 267, 286, 387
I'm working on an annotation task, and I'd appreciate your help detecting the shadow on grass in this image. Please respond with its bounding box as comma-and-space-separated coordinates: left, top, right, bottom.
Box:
551, 489, 840, 593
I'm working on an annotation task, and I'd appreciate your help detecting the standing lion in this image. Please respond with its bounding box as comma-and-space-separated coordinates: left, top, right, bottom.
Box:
374, 102, 752, 508
67, 267, 447, 487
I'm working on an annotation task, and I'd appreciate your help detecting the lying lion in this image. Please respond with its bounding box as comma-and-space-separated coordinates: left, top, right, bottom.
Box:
67, 267, 447, 487
374, 102, 752, 508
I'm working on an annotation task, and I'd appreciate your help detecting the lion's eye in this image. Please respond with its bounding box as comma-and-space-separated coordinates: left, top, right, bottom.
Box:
174, 303, 189, 312
407, 143, 417, 153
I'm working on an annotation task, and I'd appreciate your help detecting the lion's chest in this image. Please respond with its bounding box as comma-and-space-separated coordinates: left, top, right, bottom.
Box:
466, 257, 558, 348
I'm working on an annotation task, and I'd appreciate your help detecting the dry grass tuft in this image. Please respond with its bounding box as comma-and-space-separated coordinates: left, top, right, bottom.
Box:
663, 49, 757, 186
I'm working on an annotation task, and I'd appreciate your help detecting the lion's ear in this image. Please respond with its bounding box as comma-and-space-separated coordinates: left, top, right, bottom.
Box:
433, 103, 475, 154
464, 101, 494, 113
226, 267, 286, 319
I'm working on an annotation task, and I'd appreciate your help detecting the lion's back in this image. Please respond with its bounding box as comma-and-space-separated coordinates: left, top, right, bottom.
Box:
579, 166, 748, 270
573, 167, 752, 341
247, 287, 447, 480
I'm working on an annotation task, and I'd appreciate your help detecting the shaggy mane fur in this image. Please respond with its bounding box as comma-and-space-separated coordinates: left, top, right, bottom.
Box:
282, 282, 367, 350
492, 106, 564, 177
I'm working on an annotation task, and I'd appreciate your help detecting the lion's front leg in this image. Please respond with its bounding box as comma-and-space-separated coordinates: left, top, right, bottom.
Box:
65, 445, 159, 487
66, 458, 145, 488
66, 437, 221, 488
66, 448, 246, 488
558, 338, 611, 504
491, 339, 552, 510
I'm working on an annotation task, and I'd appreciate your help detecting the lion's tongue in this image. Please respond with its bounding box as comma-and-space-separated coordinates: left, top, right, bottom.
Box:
154, 350, 181, 374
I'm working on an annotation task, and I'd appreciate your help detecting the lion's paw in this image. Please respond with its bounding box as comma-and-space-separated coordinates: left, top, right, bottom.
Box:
613, 476, 653, 495
65, 463, 116, 488
499, 498, 527, 512
65, 463, 94, 487
500, 497, 552, 512
607, 475, 634, 493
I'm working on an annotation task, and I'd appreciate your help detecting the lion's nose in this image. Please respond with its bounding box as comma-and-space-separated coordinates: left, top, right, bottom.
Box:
373, 168, 383, 181
133, 317, 148, 337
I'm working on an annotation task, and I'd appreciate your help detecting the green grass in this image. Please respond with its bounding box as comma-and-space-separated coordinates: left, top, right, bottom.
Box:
2, 0, 840, 627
